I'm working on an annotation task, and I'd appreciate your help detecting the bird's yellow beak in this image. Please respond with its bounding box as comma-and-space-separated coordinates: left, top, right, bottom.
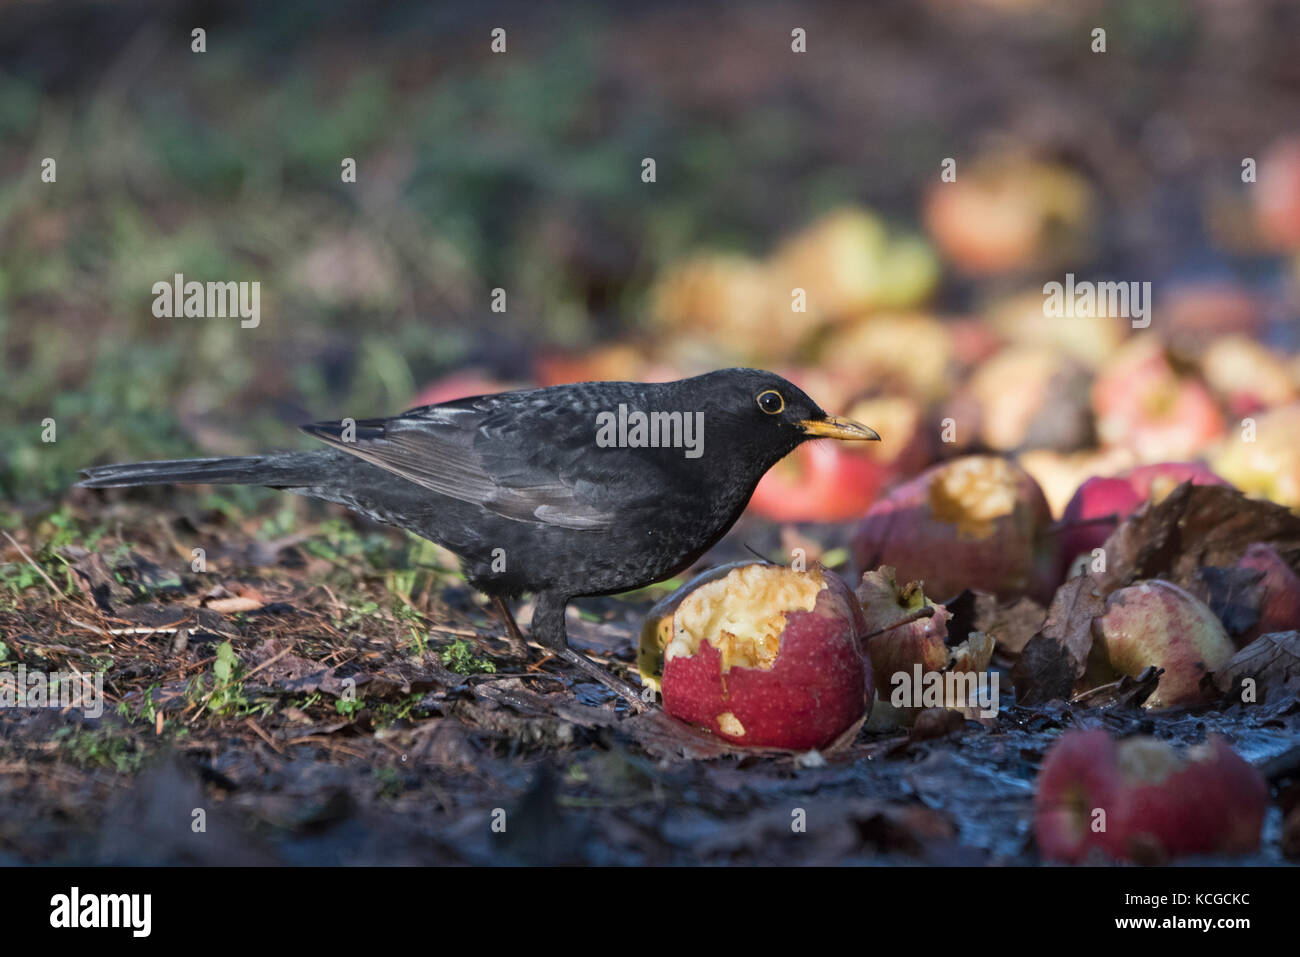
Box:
798, 415, 881, 441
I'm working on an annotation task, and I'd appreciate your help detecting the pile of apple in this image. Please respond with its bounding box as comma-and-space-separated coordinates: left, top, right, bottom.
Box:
636, 558, 1001, 749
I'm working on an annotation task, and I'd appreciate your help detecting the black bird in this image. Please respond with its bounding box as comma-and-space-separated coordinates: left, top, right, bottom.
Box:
78, 368, 879, 708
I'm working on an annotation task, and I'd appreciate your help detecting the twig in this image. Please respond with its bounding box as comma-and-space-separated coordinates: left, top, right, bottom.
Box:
3, 530, 65, 606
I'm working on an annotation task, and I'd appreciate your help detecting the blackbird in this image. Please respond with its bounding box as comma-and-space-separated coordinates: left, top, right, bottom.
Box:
78, 368, 879, 708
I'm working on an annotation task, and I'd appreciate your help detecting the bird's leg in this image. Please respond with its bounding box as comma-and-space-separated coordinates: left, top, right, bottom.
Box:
532, 594, 648, 713
491, 595, 530, 658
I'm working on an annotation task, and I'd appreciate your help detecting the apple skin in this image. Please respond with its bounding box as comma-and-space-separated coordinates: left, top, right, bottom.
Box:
1120, 737, 1269, 858
1058, 475, 1143, 569
1035, 730, 1268, 862
1254, 136, 1300, 250
854, 566, 951, 692
1095, 580, 1236, 709
410, 370, 522, 408
1234, 543, 1300, 644
1092, 341, 1227, 462
659, 565, 872, 750
1034, 730, 1127, 862
923, 157, 1092, 275
851, 456, 1057, 602
748, 440, 890, 523
1059, 463, 1230, 570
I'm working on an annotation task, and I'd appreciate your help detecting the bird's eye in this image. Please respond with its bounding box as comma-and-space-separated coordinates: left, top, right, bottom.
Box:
756, 390, 785, 415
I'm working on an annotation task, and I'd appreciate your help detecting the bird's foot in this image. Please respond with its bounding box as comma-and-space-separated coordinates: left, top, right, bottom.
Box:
491, 595, 531, 658
554, 647, 650, 713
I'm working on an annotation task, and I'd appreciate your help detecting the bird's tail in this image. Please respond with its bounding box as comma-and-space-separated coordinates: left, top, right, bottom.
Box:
77, 451, 335, 489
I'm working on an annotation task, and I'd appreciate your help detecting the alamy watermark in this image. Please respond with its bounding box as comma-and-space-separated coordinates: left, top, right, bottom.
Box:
889, 666, 999, 718
0, 665, 104, 718
50, 887, 151, 937
1043, 273, 1151, 328
594, 405, 704, 458
152, 273, 260, 328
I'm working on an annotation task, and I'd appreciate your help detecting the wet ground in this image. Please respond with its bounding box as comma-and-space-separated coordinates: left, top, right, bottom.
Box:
1, 499, 1296, 866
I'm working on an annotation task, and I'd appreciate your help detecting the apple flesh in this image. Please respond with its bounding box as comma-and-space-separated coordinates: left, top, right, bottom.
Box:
649, 563, 871, 750
1035, 730, 1269, 862
1211, 402, 1300, 508
1094, 580, 1236, 709
851, 455, 1056, 602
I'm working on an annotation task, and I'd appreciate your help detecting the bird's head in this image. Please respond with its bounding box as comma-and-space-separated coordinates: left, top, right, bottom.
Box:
689, 368, 880, 462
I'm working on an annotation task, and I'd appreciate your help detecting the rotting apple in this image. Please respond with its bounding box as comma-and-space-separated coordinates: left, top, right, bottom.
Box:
648, 252, 791, 362
1094, 580, 1236, 709
989, 289, 1126, 370
1117, 736, 1268, 859
922, 155, 1093, 275
1211, 402, 1300, 508
1058, 462, 1230, 572
854, 567, 994, 727
1233, 543, 1300, 644
851, 455, 1057, 602
1092, 339, 1226, 462
1200, 335, 1296, 416
818, 313, 955, 402
1035, 730, 1268, 862
769, 207, 940, 322
854, 566, 950, 689
1033, 730, 1126, 862
644, 562, 872, 750
968, 346, 1093, 452
1016, 447, 1137, 518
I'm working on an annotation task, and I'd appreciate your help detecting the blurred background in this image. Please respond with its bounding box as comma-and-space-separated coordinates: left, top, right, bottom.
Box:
4, 0, 1300, 522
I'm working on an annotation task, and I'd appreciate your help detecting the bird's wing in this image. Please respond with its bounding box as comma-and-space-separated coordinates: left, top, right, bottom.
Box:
301, 395, 627, 531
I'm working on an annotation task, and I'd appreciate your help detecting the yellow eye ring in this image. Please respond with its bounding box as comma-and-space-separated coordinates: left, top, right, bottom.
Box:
756, 390, 784, 415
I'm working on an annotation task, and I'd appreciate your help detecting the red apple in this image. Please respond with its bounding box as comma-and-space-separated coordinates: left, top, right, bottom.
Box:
410, 370, 522, 408
1092, 340, 1226, 462
1034, 730, 1127, 862
1254, 136, 1300, 250
653, 562, 871, 750
1036, 730, 1268, 862
1059, 462, 1230, 571
1094, 580, 1236, 709
851, 456, 1057, 602
1234, 543, 1300, 644
1058, 475, 1143, 574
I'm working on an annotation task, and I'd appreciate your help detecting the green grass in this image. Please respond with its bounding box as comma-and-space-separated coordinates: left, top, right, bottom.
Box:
439, 639, 496, 676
